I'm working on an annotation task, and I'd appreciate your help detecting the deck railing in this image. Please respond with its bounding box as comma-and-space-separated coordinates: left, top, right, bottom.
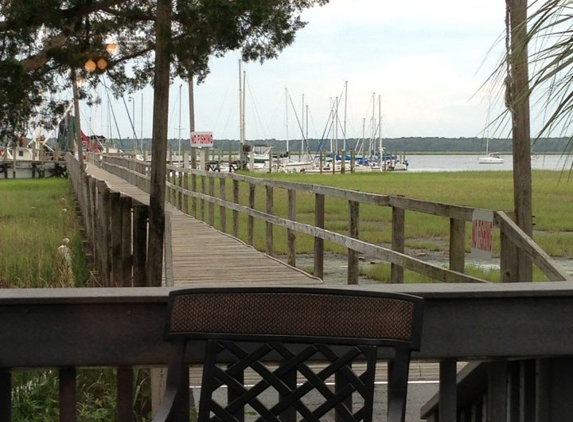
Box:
2, 284, 573, 421
83, 153, 570, 285
55, 155, 573, 421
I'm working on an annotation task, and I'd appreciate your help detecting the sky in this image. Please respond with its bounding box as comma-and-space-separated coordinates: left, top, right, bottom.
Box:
78, 0, 512, 144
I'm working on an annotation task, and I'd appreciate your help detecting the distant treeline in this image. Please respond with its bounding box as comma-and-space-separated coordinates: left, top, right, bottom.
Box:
112, 136, 573, 154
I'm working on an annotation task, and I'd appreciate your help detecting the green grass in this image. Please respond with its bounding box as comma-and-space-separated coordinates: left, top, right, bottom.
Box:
0, 179, 90, 287
238, 170, 573, 257
0, 179, 139, 421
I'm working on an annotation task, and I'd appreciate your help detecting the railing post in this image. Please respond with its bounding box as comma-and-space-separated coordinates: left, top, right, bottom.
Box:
191, 151, 197, 217
348, 200, 359, 285
96, 181, 111, 286
500, 224, 519, 282
0, 370, 10, 422
439, 360, 457, 422
314, 193, 325, 279
487, 361, 508, 422
391, 202, 405, 283
449, 218, 466, 273
164, 212, 174, 287
110, 192, 123, 287
248, 183, 255, 246
121, 196, 133, 287
183, 163, 189, 216
200, 174, 206, 222
133, 204, 148, 287
287, 189, 296, 267
219, 177, 226, 232
59, 368, 76, 422
265, 185, 274, 256
208, 176, 215, 226
117, 367, 134, 422
521, 360, 536, 422
233, 179, 240, 238
177, 168, 183, 211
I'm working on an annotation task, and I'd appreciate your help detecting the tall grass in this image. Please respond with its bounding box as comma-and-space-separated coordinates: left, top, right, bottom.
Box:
236, 170, 573, 257
0, 179, 135, 421
0, 179, 89, 287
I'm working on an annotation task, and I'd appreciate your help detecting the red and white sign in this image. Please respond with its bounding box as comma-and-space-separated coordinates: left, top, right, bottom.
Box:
191, 132, 213, 148
471, 209, 493, 260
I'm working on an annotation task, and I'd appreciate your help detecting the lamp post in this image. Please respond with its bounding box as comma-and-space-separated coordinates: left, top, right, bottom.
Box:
78, 42, 116, 158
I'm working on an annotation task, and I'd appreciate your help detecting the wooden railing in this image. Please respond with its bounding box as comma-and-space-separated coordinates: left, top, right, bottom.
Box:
2, 284, 573, 422
87, 153, 570, 284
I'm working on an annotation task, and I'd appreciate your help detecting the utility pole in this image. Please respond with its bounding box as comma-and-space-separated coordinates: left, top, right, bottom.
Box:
71, 68, 83, 169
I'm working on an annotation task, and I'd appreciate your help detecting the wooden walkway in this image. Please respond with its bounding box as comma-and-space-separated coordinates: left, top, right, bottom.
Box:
85, 164, 322, 287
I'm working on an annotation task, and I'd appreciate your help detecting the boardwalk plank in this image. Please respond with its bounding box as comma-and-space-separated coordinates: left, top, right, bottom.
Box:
85, 165, 322, 287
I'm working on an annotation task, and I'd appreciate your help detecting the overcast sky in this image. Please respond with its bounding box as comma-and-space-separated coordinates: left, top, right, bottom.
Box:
80, 0, 512, 143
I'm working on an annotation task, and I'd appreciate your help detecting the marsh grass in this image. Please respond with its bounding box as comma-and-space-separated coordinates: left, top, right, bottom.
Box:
0, 179, 90, 287
0, 179, 129, 421
221, 170, 573, 258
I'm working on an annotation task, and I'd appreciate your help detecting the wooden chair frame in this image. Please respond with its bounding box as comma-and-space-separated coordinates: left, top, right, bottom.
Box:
152, 286, 423, 422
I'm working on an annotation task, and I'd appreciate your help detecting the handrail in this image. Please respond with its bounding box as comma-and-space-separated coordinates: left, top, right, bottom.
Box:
86, 153, 571, 283
2, 285, 573, 421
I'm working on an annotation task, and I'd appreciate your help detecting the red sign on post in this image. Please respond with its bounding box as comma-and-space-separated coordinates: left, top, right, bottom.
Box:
191, 132, 213, 148
471, 209, 493, 260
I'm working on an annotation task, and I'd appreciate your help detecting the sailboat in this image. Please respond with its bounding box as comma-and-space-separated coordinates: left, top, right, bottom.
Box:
478, 139, 504, 164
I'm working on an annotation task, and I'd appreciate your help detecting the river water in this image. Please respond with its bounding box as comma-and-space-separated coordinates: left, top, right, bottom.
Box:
405, 154, 573, 172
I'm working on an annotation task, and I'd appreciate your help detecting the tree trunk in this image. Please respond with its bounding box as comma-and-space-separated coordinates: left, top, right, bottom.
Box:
508, 0, 533, 282
146, 0, 172, 287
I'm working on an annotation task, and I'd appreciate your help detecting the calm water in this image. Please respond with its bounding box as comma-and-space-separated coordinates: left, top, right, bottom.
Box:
404, 154, 573, 172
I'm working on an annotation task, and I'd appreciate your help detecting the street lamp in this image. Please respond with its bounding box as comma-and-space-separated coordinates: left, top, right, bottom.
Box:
84, 42, 116, 73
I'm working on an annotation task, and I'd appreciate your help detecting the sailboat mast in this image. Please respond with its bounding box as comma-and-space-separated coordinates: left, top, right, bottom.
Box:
301, 94, 304, 158
239, 60, 245, 145
343, 81, 348, 151
178, 83, 182, 157
285, 87, 289, 153
378, 94, 383, 170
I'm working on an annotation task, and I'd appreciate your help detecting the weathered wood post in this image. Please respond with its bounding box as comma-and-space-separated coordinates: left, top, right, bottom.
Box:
265, 185, 274, 256
132, 204, 148, 287
208, 175, 215, 226
219, 177, 226, 232
96, 181, 111, 286
232, 179, 240, 237
191, 149, 197, 217
248, 183, 255, 246
110, 191, 122, 287
391, 199, 405, 283
183, 153, 189, 215
59, 368, 76, 422
120, 196, 133, 287
0, 371, 10, 421
200, 174, 206, 221
287, 189, 296, 267
348, 200, 359, 284
449, 218, 466, 273
314, 193, 325, 279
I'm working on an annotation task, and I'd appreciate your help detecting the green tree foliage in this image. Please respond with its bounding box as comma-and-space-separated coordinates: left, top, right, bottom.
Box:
0, 0, 328, 140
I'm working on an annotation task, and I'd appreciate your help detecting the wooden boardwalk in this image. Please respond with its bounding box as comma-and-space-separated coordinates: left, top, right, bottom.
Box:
85, 164, 321, 287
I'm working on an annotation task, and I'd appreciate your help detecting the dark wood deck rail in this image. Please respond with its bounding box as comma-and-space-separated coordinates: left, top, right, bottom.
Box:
2, 284, 573, 421
90, 154, 570, 284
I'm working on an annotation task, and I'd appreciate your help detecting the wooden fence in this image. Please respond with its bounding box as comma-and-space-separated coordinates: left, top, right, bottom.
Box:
68, 154, 152, 287
87, 153, 570, 284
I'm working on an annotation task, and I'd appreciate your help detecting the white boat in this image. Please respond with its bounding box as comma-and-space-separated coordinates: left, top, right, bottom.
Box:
478, 152, 504, 164
478, 139, 504, 164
